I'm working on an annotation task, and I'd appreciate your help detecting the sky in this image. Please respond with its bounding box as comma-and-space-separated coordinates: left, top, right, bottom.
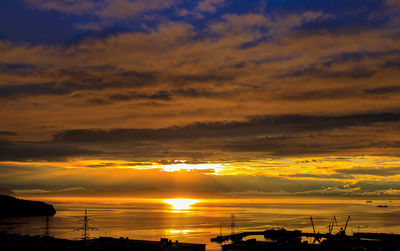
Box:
1, 0, 400, 198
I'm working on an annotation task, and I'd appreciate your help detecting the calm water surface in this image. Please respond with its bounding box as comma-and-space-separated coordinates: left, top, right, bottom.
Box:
1, 197, 400, 251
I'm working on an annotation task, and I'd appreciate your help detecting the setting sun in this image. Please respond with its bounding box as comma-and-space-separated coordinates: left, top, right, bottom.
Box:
164, 199, 199, 210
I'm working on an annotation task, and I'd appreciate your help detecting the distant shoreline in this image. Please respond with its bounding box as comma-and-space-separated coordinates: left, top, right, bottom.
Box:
0, 195, 56, 218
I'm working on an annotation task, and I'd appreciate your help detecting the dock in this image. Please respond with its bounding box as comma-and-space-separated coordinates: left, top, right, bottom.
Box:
211, 228, 326, 243
212, 228, 400, 251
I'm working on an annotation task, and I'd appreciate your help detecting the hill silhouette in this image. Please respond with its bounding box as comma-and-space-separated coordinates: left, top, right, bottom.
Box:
0, 195, 56, 217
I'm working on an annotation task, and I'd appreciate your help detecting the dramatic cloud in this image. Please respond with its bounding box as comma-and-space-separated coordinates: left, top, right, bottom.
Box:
1, 0, 400, 197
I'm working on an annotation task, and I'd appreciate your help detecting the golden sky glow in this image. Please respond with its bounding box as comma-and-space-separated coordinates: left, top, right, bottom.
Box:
3, 155, 400, 198
1, 0, 400, 199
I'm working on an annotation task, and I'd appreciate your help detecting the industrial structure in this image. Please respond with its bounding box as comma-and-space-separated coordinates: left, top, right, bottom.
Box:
212, 216, 400, 250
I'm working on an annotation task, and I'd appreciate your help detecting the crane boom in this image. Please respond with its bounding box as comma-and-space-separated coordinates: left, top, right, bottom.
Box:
344, 216, 351, 232
328, 215, 337, 234
310, 216, 316, 234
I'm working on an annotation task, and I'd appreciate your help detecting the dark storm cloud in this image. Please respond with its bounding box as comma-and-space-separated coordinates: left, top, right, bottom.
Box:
12, 110, 395, 162
335, 166, 400, 176
53, 112, 400, 143
0, 140, 101, 161
35, 112, 400, 161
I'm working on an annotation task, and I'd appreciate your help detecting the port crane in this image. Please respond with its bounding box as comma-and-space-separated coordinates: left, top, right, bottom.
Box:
328, 215, 337, 234
343, 216, 351, 233
337, 215, 351, 238
310, 216, 321, 243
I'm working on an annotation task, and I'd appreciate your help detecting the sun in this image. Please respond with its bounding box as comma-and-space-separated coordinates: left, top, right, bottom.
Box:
164, 198, 199, 210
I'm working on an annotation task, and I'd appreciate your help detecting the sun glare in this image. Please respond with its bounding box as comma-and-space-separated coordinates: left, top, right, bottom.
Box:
164, 199, 199, 210
158, 163, 222, 173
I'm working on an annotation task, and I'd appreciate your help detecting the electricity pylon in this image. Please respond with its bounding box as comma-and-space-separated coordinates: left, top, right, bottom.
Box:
43, 216, 51, 237
75, 209, 97, 240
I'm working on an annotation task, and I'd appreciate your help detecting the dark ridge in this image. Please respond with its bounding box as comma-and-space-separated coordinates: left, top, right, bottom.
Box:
0, 195, 56, 218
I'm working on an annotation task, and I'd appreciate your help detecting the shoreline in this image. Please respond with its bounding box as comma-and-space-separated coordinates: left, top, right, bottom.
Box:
0, 232, 206, 251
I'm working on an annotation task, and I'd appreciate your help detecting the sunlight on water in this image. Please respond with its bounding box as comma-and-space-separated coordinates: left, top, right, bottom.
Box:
164, 198, 199, 210
1, 197, 400, 251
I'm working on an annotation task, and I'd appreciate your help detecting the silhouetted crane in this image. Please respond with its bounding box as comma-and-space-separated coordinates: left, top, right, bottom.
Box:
310, 216, 316, 234
310, 216, 321, 243
343, 216, 351, 233
337, 216, 351, 238
328, 215, 337, 234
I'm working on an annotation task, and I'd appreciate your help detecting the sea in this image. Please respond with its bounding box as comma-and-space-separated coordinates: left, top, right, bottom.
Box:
1, 197, 400, 251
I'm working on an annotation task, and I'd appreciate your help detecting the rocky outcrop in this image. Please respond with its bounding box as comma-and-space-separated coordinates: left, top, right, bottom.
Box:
0, 195, 56, 217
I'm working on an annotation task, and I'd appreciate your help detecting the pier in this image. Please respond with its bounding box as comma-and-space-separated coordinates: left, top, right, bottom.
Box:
211, 228, 326, 243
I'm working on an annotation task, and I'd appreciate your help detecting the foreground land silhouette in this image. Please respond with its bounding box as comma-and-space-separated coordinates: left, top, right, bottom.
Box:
0, 233, 206, 251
